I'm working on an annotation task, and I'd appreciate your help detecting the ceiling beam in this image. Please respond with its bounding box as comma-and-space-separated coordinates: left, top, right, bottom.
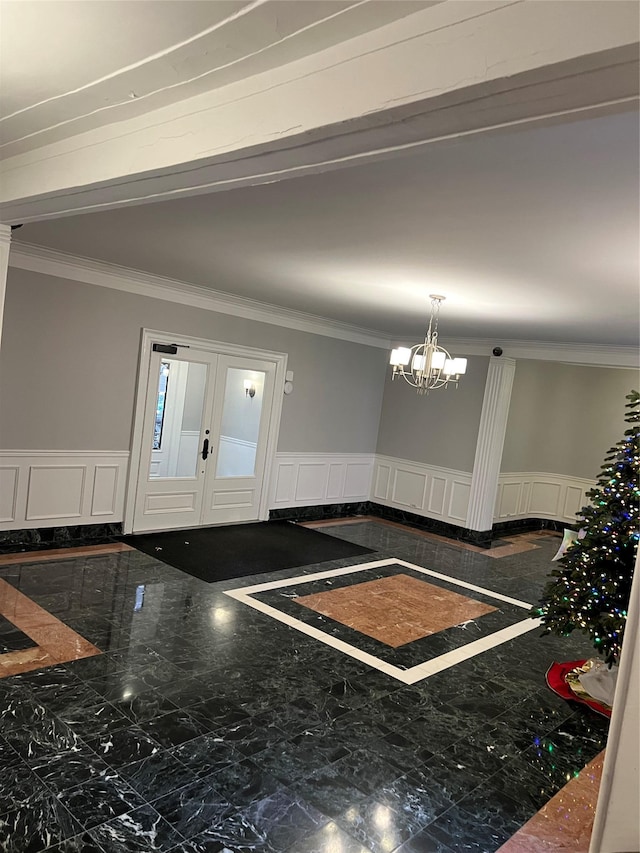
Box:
1, 0, 638, 224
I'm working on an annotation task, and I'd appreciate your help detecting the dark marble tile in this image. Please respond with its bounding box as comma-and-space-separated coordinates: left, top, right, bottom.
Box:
0, 693, 50, 732
152, 777, 235, 840
205, 758, 283, 807
85, 725, 163, 769
395, 828, 456, 853
290, 763, 374, 821
60, 700, 133, 739
335, 795, 426, 853
0, 522, 607, 853
169, 734, 242, 778
47, 832, 106, 853
455, 786, 534, 838
0, 793, 81, 852
186, 696, 250, 730
99, 686, 180, 724
374, 766, 455, 830
139, 709, 210, 749
0, 760, 48, 815
88, 804, 184, 852
256, 728, 351, 784
212, 717, 287, 758
57, 776, 146, 830
238, 789, 328, 852
120, 750, 198, 800
0, 614, 35, 653
36, 680, 105, 716
5, 718, 84, 763
417, 805, 511, 851
292, 822, 373, 853
171, 813, 271, 851
30, 744, 115, 793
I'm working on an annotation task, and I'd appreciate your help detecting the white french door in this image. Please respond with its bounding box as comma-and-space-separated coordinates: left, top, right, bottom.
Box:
131, 339, 283, 533
201, 354, 277, 526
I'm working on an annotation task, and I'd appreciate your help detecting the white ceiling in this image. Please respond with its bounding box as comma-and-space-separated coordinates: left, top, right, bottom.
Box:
0, 0, 437, 156
13, 107, 640, 347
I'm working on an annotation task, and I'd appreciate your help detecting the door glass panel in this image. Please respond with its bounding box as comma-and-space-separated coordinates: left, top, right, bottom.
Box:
149, 359, 207, 479
216, 368, 265, 477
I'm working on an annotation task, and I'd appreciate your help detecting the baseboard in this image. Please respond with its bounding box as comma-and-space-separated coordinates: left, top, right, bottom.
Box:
491, 518, 569, 536
269, 501, 493, 548
269, 502, 370, 523
0, 523, 123, 554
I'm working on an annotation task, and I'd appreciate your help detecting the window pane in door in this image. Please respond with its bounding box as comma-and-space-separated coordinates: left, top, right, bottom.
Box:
149, 359, 207, 479
216, 368, 265, 477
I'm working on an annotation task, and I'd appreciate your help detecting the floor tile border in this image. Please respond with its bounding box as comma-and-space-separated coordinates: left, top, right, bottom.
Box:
224, 558, 541, 684
0, 577, 101, 678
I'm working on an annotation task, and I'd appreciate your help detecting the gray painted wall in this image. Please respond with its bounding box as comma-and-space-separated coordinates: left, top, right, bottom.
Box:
501, 359, 638, 479
376, 355, 490, 471
0, 268, 388, 453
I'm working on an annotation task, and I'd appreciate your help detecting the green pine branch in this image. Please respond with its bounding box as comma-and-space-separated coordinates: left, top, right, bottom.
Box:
532, 390, 639, 666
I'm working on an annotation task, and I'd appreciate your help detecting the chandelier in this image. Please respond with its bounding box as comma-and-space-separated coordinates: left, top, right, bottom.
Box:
390, 294, 467, 394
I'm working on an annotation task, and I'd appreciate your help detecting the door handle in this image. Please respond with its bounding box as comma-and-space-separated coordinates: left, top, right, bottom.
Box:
201, 438, 209, 460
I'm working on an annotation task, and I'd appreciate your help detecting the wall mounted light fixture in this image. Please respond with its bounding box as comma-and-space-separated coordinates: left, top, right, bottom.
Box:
244, 379, 256, 398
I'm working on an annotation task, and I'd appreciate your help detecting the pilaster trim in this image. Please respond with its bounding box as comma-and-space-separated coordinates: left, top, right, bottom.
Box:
466, 357, 516, 531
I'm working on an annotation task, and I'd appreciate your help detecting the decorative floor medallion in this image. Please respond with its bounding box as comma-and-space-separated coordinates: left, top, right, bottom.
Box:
225, 558, 541, 684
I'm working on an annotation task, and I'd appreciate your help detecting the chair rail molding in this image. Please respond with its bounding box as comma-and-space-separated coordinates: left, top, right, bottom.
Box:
0, 450, 129, 530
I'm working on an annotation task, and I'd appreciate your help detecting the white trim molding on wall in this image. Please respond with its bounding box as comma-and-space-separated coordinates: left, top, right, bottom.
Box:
270, 453, 375, 509
495, 471, 595, 525
372, 454, 473, 527
0, 451, 129, 530
9, 243, 639, 368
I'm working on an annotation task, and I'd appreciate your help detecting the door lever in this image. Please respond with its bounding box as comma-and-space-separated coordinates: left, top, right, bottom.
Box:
201, 438, 209, 460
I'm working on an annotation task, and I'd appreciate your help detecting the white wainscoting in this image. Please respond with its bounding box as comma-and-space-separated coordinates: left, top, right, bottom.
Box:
372, 454, 473, 526
270, 453, 374, 508
495, 472, 595, 524
0, 451, 129, 530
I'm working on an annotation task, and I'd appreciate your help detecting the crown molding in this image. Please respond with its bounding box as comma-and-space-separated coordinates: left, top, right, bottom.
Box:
8, 242, 392, 349
9, 241, 638, 368
394, 337, 639, 369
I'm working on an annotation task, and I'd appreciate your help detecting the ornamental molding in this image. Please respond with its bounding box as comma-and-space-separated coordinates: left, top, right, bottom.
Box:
9, 241, 639, 367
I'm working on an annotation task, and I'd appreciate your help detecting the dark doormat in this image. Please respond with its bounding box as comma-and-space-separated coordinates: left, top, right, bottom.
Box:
121, 521, 375, 583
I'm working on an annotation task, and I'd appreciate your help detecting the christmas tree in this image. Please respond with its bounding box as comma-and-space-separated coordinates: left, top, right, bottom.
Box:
534, 390, 639, 666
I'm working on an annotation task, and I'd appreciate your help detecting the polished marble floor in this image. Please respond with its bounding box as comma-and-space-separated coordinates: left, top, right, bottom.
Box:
0, 521, 608, 852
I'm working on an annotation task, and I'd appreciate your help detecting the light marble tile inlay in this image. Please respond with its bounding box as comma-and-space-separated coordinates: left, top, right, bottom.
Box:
296, 573, 497, 647
0, 577, 101, 678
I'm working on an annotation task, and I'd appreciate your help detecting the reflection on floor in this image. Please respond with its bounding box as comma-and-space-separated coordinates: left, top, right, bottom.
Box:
0, 521, 607, 852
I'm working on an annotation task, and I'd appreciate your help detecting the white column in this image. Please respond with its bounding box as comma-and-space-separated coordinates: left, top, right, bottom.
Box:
589, 551, 640, 853
466, 357, 516, 533
0, 224, 11, 349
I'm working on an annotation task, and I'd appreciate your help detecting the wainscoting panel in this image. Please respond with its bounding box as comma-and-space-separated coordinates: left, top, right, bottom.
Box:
0, 452, 129, 530
373, 455, 473, 527
0, 467, 19, 523
270, 453, 374, 508
495, 472, 594, 524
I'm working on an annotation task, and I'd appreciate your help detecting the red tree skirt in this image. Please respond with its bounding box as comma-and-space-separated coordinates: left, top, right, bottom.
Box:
546, 660, 612, 718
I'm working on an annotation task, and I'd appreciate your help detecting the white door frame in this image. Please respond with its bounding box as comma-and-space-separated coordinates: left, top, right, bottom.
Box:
123, 328, 287, 535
